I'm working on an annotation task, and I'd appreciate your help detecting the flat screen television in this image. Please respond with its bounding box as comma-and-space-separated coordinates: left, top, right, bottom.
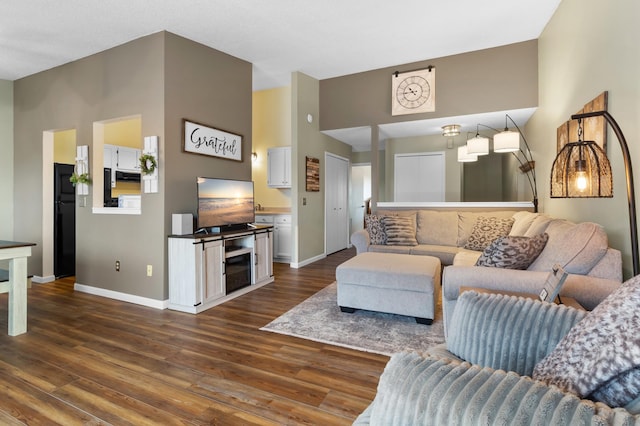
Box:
196, 177, 255, 232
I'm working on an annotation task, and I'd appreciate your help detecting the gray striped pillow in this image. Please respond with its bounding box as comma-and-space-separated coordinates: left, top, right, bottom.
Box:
382, 216, 417, 246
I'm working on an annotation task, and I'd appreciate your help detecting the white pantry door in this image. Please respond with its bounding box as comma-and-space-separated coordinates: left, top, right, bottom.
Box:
325, 153, 350, 255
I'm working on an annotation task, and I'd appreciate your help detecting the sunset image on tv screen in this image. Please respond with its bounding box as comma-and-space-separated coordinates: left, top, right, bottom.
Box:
197, 178, 254, 228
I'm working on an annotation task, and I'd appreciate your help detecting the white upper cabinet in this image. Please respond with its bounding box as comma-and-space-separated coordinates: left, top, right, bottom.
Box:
267, 146, 291, 188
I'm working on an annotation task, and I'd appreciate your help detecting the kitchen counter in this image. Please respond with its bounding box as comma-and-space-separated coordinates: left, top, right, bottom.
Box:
255, 207, 291, 215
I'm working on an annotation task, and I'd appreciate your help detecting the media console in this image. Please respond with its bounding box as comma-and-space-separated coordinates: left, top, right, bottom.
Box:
167, 225, 274, 314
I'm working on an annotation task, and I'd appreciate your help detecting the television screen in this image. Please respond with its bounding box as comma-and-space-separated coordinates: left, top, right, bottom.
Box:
197, 177, 255, 230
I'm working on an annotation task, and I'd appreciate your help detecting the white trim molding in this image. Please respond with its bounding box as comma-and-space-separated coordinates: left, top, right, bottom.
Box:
74, 282, 168, 310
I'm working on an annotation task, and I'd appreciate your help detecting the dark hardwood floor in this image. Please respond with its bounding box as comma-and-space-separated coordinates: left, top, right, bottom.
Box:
0, 247, 388, 425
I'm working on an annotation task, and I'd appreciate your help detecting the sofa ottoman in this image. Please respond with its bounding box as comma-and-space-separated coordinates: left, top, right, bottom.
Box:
335, 252, 441, 324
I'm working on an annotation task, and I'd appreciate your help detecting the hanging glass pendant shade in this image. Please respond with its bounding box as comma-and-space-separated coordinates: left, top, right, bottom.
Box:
550, 140, 612, 198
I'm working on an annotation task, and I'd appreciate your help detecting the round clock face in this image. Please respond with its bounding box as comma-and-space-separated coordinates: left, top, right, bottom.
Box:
396, 76, 431, 109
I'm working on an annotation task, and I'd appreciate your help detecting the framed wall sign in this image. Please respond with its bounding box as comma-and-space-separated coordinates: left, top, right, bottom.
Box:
183, 119, 243, 162
306, 156, 320, 192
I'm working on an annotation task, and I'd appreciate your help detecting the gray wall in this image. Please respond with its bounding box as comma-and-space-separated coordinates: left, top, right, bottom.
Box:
13, 32, 252, 301
319, 40, 538, 131
527, 0, 640, 278
0, 80, 12, 242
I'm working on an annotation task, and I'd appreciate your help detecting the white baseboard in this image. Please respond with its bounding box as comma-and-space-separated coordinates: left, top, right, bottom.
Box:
32, 275, 56, 284
74, 282, 168, 310
290, 253, 326, 269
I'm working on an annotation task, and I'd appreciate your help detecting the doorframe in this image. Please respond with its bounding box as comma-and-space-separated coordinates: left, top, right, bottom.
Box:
324, 152, 351, 255
41, 131, 56, 282
350, 162, 371, 236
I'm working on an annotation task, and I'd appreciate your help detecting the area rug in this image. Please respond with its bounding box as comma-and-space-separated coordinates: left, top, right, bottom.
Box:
260, 283, 445, 356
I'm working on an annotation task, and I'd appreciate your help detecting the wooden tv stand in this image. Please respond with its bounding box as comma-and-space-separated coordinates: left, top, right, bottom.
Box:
167, 225, 274, 314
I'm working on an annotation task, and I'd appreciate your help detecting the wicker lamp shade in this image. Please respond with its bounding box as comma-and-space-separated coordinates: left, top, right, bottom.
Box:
550, 141, 612, 198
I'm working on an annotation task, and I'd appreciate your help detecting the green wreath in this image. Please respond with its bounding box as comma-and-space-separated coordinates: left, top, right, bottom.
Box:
69, 172, 91, 186
139, 153, 157, 176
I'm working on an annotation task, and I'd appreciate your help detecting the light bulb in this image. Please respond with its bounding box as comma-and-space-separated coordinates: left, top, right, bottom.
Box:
576, 171, 588, 192
574, 159, 588, 192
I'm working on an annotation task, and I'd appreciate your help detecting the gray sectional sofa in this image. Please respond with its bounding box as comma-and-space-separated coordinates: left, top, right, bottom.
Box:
351, 209, 623, 333
355, 286, 640, 425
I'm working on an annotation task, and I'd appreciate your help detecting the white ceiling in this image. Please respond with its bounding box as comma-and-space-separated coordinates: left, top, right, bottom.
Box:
1, 0, 559, 148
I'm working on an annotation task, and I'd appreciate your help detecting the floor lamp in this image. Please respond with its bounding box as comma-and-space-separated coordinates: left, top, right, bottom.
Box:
550, 110, 638, 276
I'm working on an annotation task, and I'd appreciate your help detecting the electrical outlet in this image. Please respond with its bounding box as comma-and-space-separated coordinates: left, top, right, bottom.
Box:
147, 265, 153, 277
303, 197, 307, 206
115, 260, 120, 271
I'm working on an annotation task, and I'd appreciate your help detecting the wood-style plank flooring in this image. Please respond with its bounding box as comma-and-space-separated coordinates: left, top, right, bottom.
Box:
0, 247, 388, 425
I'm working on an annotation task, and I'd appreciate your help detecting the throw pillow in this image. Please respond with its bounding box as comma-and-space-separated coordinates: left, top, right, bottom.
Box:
364, 215, 387, 245
475, 233, 549, 270
463, 216, 515, 251
382, 216, 418, 246
532, 274, 640, 408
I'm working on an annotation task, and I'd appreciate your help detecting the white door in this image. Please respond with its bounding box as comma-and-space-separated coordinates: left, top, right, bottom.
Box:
350, 164, 371, 234
325, 153, 349, 255
394, 152, 445, 202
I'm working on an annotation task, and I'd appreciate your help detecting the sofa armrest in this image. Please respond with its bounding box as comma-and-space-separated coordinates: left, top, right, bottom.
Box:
350, 229, 370, 254
441, 266, 620, 335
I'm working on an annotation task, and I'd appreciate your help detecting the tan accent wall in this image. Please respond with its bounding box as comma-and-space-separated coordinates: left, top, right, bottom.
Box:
292, 72, 352, 264
319, 40, 538, 131
528, 0, 640, 278
13, 31, 252, 300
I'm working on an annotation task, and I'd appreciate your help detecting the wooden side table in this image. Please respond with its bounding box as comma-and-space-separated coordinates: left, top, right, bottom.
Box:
460, 286, 585, 311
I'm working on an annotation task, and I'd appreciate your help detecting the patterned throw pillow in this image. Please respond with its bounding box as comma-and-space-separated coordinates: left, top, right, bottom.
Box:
464, 216, 515, 251
533, 274, 640, 408
382, 216, 417, 246
475, 233, 549, 270
364, 215, 387, 245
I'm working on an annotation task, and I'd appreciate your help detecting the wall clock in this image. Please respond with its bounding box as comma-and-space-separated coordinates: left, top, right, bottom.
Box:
391, 67, 435, 116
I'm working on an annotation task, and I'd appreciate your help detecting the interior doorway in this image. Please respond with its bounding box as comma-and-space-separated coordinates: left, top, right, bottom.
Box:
350, 164, 371, 235
42, 129, 76, 282
54, 163, 76, 277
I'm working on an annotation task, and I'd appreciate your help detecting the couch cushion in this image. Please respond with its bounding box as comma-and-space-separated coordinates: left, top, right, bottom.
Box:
416, 210, 459, 246
410, 244, 460, 265
452, 249, 482, 266
509, 211, 539, 236
475, 233, 548, 270
533, 274, 640, 408
364, 214, 387, 245
369, 245, 411, 255
382, 216, 418, 246
527, 220, 608, 274
523, 214, 553, 237
463, 216, 514, 251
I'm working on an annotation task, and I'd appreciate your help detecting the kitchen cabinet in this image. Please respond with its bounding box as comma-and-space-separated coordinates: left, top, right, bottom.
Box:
104, 144, 141, 174
255, 214, 291, 262
267, 146, 291, 188
115, 146, 141, 173
274, 215, 292, 261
